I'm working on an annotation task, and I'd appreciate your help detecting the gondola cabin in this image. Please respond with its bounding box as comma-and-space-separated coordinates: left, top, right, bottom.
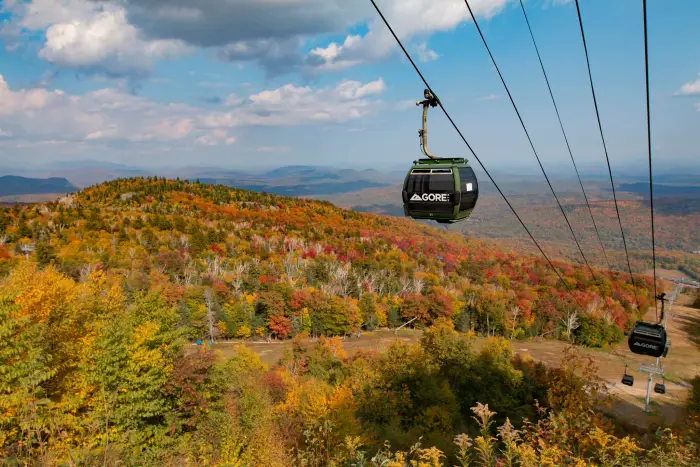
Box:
654, 383, 666, 394
628, 321, 667, 358
402, 158, 478, 224
621, 365, 634, 386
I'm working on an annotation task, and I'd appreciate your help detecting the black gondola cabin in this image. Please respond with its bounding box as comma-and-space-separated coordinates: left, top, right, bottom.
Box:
628, 321, 667, 358
402, 158, 478, 224
621, 374, 634, 386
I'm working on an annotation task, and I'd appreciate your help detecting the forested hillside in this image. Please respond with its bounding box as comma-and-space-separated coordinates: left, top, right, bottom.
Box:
0, 177, 653, 344
2, 178, 698, 465
319, 183, 700, 280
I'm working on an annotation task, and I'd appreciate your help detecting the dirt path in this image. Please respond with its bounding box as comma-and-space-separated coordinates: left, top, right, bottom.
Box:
200, 291, 699, 430
206, 329, 424, 365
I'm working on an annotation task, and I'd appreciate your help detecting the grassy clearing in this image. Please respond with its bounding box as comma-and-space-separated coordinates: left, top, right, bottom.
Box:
193, 292, 700, 430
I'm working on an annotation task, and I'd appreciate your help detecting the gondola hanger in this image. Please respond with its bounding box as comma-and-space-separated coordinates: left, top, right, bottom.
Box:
402, 90, 479, 224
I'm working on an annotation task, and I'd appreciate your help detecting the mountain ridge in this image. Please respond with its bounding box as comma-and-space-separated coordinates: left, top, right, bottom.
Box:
0, 175, 78, 197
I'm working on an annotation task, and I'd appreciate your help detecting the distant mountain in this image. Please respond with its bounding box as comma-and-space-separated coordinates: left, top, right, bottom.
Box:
197, 178, 387, 196
0, 162, 401, 195
46, 168, 153, 188
46, 160, 144, 171
261, 165, 395, 184
0, 175, 78, 196
264, 165, 325, 178
181, 165, 400, 196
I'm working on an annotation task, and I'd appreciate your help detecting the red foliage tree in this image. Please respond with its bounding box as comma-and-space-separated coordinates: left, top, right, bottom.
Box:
400, 293, 430, 323
290, 289, 311, 312
268, 314, 292, 339
162, 349, 217, 430
262, 369, 289, 403
427, 288, 454, 320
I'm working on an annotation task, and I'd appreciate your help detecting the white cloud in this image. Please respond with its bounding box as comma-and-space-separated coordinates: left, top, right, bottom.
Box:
0, 74, 387, 147
307, 35, 364, 71
4, 0, 512, 78
0, 17, 24, 52
305, 0, 508, 72
336, 79, 386, 99
0, 73, 196, 143
114, 0, 367, 48
200, 78, 387, 129
87, 0, 507, 76
195, 130, 236, 147
6, 0, 190, 77
416, 43, 439, 62
675, 74, 700, 96
224, 94, 244, 107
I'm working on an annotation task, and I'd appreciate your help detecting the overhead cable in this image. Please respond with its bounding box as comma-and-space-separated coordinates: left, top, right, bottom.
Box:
368, 0, 581, 302
517, 0, 611, 272
573, 0, 642, 311
642, 0, 659, 317
462, 0, 597, 280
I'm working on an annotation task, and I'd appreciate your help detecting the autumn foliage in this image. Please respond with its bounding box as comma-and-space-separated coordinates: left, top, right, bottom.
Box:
0, 178, 654, 345
1, 178, 689, 465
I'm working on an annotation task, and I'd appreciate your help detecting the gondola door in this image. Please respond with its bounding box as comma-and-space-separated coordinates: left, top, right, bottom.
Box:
404, 168, 458, 218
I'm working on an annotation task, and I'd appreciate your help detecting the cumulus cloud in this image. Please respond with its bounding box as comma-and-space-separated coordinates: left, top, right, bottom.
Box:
0, 74, 387, 147
307, 35, 364, 72
195, 130, 236, 147
5, 0, 190, 77
0, 74, 198, 143
416, 43, 439, 62
93, 0, 506, 76
675, 74, 700, 96
0, 18, 24, 52
106, 0, 367, 47
199, 78, 387, 129
4, 0, 512, 78
218, 37, 305, 77
304, 0, 508, 73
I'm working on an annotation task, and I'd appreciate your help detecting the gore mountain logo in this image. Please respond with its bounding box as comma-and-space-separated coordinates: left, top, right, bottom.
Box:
410, 193, 450, 202
633, 342, 659, 350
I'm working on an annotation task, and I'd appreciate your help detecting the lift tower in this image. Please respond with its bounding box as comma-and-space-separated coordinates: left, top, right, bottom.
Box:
640, 277, 699, 412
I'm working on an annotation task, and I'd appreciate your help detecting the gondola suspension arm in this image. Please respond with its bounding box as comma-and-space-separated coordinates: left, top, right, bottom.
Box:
656, 292, 667, 326
417, 89, 440, 159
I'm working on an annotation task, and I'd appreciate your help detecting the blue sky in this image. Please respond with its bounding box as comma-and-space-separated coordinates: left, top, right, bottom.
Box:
0, 0, 699, 176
